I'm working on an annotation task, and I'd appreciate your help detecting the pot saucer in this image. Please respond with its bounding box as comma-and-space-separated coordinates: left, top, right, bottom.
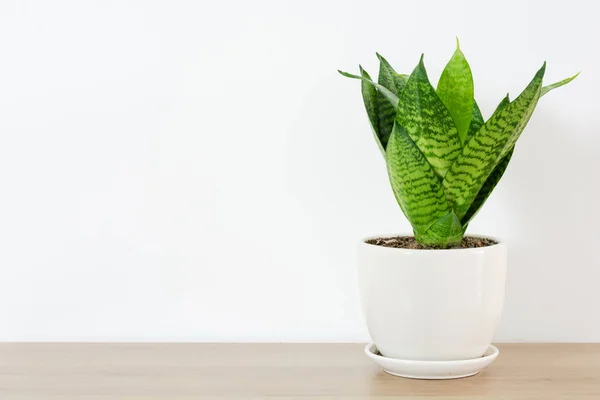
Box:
365, 343, 499, 380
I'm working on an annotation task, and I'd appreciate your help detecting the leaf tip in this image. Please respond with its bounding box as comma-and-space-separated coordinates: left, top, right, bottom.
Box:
535, 61, 547, 79
376, 52, 392, 68
338, 70, 358, 79
419, 53, 425, 65
455, 36, 460, 50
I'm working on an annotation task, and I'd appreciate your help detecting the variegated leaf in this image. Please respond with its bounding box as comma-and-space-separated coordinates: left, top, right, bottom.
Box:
358, 66, 384, 155
396, 56, 462, 178
465, 101, 484, 144
386, 123, 450, 233
416, 212, 465, 247
460, 94, 512, 225
541, 72, 579, 97
492, 94, 510, 115
436, 39, 474, 145
338, 70, 399, 107
376, 53, 408, 149
443, 63, 546, 219
461, 147, 514, 226
376, 53, 408, 94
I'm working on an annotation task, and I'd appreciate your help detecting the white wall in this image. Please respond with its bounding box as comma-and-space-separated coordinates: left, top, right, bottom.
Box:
0, 0, 598, 342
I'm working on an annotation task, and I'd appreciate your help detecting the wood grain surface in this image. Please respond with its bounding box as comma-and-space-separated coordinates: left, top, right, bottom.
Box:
0, 343, 598, 399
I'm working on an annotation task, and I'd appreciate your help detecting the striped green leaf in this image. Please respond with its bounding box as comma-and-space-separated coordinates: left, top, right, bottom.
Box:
459, 94, 512, 225
492, 94, 511, 115
416, 212, 465, 247
466, 95, 509, 146
358, 67, 384, 155
541, 72, 579, 97
436, 39, 474, 145
376, 53, 408, 149
386, 123, 450, 233
376, 53, 408, 94
443, 63, 546, 219
461, 147, 514, 226
465, 101, 484, 144
338, 70, 399, 107
396, 56, 462, 178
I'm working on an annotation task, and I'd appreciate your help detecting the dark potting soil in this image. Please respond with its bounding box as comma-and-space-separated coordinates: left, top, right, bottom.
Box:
365, 236, 497, 250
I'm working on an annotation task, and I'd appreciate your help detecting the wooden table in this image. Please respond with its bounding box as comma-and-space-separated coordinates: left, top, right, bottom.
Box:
0, 343, 598, 399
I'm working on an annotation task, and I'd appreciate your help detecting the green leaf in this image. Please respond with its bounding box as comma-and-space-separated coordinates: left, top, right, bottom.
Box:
358, 67, 385, 155
436, 39, 475, 145
396, 55, 462, 178
465, 101, 484, 144
492, 94, 510, 115
386, 123, 450, 234
461, 147, 514, 226
443, 63, 546, 219
338, 69, 399, 107
465, 95, 508, 146
376, 53, 408, 149
376, 53, 408, 94
416, 212, 465, 247
459, 94, 513, 225
541, 72, 579, 97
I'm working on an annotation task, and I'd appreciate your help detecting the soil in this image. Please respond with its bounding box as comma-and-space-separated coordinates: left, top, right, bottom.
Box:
365, 236, 497, 250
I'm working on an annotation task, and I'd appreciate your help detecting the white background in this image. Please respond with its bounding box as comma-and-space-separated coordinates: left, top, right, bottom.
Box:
0, 0, 598, 342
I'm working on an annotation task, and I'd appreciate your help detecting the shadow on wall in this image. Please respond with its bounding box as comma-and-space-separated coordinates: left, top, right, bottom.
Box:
496, 108, 600, 341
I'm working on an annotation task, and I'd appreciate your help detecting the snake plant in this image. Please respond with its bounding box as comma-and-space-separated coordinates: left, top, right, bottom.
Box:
339, 40, 577, 248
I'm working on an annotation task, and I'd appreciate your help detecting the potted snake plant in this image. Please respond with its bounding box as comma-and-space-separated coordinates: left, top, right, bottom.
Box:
339, 40, 577, 377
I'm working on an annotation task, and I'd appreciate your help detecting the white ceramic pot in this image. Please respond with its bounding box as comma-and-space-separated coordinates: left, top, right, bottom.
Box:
358, 234, 507, 361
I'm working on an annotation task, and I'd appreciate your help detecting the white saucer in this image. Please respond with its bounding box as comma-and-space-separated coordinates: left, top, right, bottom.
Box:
365, 343, 499, 380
